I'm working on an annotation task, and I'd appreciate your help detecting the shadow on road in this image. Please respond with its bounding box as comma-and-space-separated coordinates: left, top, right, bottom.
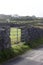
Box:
2, 56, 25, 65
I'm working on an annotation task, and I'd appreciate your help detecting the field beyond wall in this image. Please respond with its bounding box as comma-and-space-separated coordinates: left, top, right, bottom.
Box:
10, 28, 21, 44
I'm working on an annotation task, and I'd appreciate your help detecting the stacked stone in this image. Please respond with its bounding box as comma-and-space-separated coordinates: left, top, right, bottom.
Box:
0, 25, 10, 50
28, 27, 43, 40
21, 26, 28, 42
3, 26, 11, 49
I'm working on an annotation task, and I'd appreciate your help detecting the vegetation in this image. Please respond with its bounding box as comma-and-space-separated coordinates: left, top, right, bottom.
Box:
10, 28, 21, 44
1, 37, 43, 63
28, 38, 43, 48
0, 44, 30, 63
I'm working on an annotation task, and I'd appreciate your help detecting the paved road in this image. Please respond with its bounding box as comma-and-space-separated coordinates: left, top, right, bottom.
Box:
2, 48, 43, 65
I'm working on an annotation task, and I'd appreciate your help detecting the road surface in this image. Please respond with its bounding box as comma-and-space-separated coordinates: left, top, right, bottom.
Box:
2, 48, 43, 65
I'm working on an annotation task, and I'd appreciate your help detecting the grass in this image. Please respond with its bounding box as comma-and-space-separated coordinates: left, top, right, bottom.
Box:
0, 44, 30, 63
1, 36, 43, 63
10, 28, 21, 44
28, 37, 43, 48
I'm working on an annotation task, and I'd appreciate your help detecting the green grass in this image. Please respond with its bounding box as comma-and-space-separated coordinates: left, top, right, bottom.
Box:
28, 37, 43, 48
1, 34, 43, 63
10, 28, 21, 44
0, 44, 30, 63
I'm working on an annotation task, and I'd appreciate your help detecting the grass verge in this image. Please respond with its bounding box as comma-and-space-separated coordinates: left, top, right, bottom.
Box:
28, 37, 43, 48
1, 37, 43, 63
0, 44, 30, 63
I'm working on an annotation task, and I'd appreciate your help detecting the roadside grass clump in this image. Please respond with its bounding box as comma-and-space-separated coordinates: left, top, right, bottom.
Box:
28, 37, 43, 48
0, 44, 30, 63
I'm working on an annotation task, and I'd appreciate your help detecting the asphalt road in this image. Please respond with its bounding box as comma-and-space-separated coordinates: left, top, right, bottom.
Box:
2, 48, 43, 65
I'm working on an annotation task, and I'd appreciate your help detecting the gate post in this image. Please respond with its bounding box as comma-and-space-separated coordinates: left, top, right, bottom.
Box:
21, 26, 28, 43
0, 25, 11, 50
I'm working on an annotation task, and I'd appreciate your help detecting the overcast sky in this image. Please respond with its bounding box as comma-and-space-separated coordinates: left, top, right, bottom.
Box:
0, 0, 43, 17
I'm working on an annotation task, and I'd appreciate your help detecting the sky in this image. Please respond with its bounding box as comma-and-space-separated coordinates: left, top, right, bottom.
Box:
0, 0, 43, 17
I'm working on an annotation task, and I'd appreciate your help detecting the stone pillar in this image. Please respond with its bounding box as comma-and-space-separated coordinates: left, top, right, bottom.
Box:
21, 27, 28, 42
0, 26, 11, 50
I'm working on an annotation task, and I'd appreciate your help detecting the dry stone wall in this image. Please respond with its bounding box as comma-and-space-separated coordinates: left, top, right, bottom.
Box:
0, 22, 43, 50
19, 26, 43, 42
28, 27, 43, 40
21, 26, 29, 42
0, 25, 11, 50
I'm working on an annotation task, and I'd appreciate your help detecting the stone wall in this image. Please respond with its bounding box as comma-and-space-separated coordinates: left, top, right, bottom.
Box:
0, 26, 11, 50
0, 23, 43, 50
28, 27, 43, 40
21, 26, 43, 42
21, 26, 29, 42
